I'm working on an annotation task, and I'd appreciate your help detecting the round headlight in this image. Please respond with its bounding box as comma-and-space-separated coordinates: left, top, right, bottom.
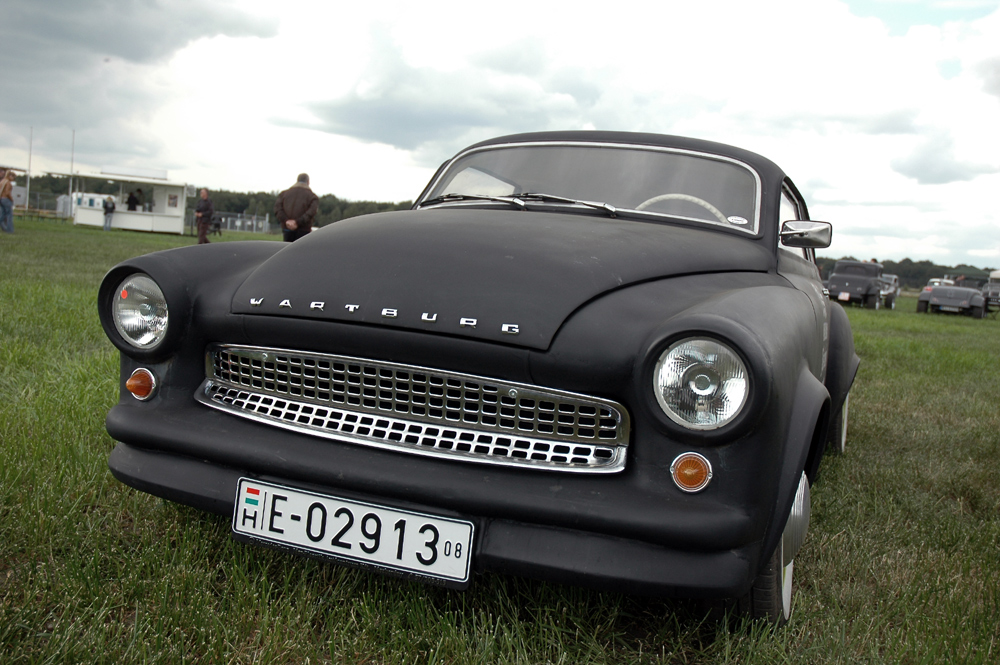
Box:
112, 274, 169, 349
653, 338, 748, 430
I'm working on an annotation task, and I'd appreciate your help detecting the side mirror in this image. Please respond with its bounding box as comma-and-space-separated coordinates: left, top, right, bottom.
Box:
780, 220, 832, 248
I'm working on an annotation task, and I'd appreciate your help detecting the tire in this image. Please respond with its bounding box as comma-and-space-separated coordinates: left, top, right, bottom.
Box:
827, 392, 849, 454
972, 305, 985, 319
864, 293, 880, 310
886, 294, 896, 310
735, 537, 793, 626
729, 473, 809, 626
916, 300, 928, 313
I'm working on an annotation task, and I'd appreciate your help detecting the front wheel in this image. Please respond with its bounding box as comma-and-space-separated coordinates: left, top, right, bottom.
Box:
733, 473, 809, 626
972, 305, 985, 319
735, 540, 793, 625
864, 294, 880, 310
885, 294, 896, 310
827, 393, 849, 454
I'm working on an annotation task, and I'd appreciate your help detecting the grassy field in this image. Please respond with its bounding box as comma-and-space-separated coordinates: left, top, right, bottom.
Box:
1, 219, 998, 664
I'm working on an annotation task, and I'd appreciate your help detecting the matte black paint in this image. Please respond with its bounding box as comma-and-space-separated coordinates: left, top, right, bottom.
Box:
230, 209, 773, 350
99, 131, 858, 603
917, 284, 986, 313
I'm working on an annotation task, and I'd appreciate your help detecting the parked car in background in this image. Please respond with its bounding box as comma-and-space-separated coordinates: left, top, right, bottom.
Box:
98, 131, 859, 626
982, 271, 1000, 310
926, 278, 954, 288
881, 274, 901, 309
918, 281, 987, 317
826, 260, 887, 309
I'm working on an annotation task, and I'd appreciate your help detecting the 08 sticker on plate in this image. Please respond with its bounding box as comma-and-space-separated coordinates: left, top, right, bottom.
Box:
233, 478, 473, 583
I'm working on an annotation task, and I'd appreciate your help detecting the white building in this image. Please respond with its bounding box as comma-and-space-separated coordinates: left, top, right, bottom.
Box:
53, 167, 191, 234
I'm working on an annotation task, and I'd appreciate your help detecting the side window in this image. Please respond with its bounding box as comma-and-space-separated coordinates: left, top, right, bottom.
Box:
780, 190, 798, 225
779, 185, 811, 261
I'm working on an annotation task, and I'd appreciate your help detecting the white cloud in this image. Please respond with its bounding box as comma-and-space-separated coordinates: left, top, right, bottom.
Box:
1, 0, 998, 266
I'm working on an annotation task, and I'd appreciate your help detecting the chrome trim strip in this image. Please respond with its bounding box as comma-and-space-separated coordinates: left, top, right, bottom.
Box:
417, 140, 763, 234
197, 380, 626, 473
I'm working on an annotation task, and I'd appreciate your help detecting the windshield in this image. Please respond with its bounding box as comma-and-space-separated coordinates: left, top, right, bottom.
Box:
422, 143, 760, 234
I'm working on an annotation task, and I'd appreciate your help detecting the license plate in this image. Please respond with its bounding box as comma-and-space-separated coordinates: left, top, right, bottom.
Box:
940, 306, 960, 312
233, 478, 474, 584
838, 292, 851, 302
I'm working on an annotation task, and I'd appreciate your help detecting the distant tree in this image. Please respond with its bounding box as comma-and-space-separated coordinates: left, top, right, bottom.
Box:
183, 187, 410, 227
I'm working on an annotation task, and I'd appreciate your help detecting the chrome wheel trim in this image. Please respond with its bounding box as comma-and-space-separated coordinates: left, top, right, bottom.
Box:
780, 545, 794, 622
838, 394, 850, 454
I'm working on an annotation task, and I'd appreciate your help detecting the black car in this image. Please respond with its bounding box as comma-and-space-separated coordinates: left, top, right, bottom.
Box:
980, 274, 1000, 310
826, 260, 891, 309
881, 273, 901, 309
98, 131, 859, 625
917, 281, 987, 317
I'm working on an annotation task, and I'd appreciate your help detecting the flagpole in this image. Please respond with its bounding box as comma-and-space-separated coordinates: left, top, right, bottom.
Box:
25, 126, 32, 210
69, 129, 75, 200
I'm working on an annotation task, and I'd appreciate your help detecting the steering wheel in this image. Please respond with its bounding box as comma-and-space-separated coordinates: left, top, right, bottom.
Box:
634, 193, 729, 225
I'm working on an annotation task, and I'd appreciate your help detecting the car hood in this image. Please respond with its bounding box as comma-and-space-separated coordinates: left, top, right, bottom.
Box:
232, 209, 773, 350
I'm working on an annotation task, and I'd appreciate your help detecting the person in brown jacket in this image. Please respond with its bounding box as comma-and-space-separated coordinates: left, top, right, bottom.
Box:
275, 173, 319, 242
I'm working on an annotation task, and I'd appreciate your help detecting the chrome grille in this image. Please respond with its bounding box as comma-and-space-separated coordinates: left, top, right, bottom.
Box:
198, 344, 630, 473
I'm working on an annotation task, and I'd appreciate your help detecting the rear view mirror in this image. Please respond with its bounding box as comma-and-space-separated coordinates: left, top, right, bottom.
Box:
780, 221, 832, 248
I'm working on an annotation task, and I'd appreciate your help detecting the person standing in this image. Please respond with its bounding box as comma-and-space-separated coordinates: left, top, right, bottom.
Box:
195, 188, 214, 244
275, 173, 319, 242
0, 169, 14, 234
126, 190, 139, 211
102, 196, 116, 231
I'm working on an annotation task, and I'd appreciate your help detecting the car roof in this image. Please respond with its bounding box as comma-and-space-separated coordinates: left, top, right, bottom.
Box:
835, 260, 883, 269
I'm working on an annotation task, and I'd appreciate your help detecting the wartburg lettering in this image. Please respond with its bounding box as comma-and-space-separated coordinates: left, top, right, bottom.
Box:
250, 298, 517, 334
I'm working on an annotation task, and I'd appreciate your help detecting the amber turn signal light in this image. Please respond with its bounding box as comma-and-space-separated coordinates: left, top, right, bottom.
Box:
126, 368, 157, 401
670, 452, 713, 493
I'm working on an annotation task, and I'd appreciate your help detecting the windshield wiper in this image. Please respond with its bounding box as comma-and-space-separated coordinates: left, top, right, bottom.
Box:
518, 192, 617, 218
417, 193, 526, 210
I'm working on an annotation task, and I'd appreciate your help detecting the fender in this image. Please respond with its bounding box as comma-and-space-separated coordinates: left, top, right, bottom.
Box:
754, 366, 828, 583
825, 300, 860, 412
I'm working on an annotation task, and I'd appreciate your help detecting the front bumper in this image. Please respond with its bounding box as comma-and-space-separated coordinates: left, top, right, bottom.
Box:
109, 441, 753, 598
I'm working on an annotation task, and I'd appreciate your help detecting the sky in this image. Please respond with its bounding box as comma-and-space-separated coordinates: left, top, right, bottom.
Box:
1, 0, 998, 267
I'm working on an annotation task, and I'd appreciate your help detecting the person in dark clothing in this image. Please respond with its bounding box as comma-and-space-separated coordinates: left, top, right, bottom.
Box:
275, 173, 319, 242
126, 191, 139, 211
103, 196, 115, 231
195, 188, 214, 244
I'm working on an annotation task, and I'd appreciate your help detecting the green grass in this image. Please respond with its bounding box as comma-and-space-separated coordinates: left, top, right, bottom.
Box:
2, 220, 998, 663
